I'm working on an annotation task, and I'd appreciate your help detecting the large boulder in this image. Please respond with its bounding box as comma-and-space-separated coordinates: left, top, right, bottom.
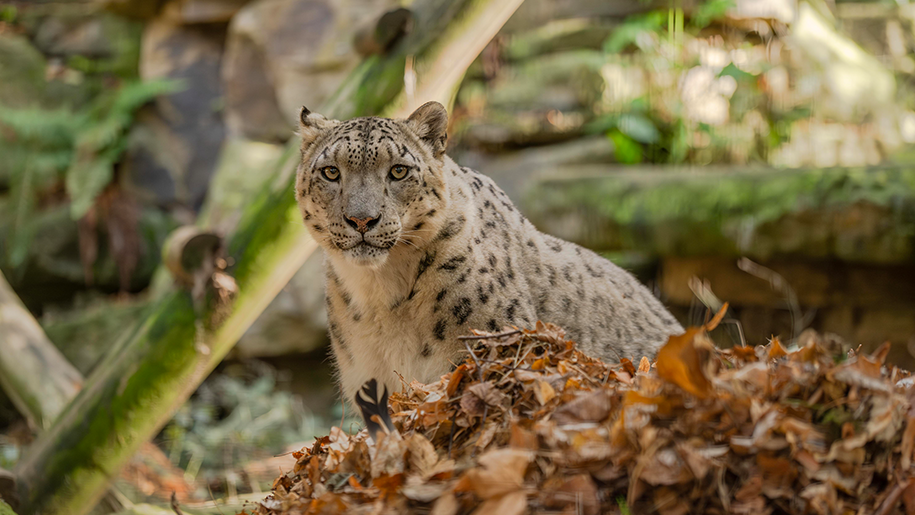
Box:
197, 137, 286, 232
232, 248, 328, 359
125, 19, 226, 211
33, 11, 141, 63
222, 0, 398, 142
0, 34, 48, 108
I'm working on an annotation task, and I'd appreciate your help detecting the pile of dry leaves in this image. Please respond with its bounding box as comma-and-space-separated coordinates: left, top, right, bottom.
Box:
243, 312, 915, 515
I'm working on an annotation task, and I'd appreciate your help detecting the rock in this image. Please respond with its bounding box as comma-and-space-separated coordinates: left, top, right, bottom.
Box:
522, 165, 915, 264
454, 50, 604, 151
221, 26, 290, 142
197, 137, 286, 234
231, 248, 328, 359
33, 12, 141, 60
102, 0, 166, 19
160, 0, 251, 24
127, 19, 226, 210
453, 136, 614, 202
222, 0, 398, 141
0, 33, 47, 108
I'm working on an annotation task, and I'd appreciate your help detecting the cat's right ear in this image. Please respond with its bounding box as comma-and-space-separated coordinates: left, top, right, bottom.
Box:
298, 106, 330, 150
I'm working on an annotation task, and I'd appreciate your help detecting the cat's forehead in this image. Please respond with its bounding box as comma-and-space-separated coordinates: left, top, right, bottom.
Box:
314, 116, 421, 167
327, 116, 404, 144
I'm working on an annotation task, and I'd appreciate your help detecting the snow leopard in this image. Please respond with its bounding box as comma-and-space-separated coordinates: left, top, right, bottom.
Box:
294, 101, 683, 402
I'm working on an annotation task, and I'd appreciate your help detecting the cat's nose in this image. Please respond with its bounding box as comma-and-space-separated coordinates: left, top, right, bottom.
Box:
346, 214, 381, 233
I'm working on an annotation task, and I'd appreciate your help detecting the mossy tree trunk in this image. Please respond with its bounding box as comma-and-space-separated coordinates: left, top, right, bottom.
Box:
13, 1, 525, 514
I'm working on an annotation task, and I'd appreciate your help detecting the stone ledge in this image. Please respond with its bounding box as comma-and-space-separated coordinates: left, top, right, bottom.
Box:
523, 165, 915, 264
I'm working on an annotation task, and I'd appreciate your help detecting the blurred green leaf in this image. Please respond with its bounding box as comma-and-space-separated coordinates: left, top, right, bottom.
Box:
608, 129, 643, 164
719, 62, 756, 81
691, 0, 735, 29
66, 158, 114, 219
0, 5, 16, 24
618, 113, 660, 144
603, 11, 666, 54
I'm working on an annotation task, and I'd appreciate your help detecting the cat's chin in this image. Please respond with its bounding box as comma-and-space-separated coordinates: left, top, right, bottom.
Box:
342, 242, 390, 268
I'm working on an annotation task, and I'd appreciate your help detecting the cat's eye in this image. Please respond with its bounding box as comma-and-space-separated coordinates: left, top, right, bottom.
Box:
389, 165, 409, 180
320, 166, 340, 181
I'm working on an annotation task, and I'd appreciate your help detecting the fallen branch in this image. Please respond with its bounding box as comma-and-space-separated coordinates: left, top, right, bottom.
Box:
0, 272, 82, 430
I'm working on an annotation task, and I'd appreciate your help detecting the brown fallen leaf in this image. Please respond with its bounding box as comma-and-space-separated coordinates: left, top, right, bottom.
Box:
656, 328, 714, 399
456, 448, 532, 499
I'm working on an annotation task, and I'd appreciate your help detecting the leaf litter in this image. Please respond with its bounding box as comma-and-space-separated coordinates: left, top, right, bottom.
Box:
242, 313, 915, 515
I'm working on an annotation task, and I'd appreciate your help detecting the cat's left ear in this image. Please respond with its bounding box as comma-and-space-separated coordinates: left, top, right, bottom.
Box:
406, 101, 448, 158
298, 106, 331, 150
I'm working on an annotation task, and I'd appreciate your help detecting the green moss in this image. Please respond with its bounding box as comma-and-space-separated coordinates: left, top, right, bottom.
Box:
524, 166, 915, 262
20, 292, 198, 514
0, 500, 17, 515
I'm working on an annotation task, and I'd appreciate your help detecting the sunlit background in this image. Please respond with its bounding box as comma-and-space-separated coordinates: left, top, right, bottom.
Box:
1, 0, 914, 512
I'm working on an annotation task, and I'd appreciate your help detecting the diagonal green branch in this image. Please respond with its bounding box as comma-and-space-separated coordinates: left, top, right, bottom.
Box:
13, 1, 524, 514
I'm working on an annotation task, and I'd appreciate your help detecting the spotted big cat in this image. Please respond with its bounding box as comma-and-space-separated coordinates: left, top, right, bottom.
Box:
294, 101, 683, 402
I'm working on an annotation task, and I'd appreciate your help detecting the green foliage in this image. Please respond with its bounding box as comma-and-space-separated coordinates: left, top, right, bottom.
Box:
0, 79, 180, 267
592, 0, 792, 165
691, 0, 735, 29
603, 11, 667, 54
159, 362, 317, 486
607, 130, 644, 164
0, 499, 17, 515
0, 5, 16, 24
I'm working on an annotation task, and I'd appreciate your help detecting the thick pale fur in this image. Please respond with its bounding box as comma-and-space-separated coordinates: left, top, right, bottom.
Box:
294, 102, 683, 403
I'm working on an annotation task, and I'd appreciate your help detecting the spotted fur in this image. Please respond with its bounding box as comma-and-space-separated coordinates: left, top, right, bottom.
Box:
295, 102, 683, 402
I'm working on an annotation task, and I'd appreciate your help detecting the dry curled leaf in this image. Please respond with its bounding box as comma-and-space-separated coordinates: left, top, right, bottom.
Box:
656, 328, 714, 398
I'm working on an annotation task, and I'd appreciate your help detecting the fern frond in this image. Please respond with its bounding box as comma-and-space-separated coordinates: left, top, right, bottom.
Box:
66, 157, 114, 219
111, 79, 184, 113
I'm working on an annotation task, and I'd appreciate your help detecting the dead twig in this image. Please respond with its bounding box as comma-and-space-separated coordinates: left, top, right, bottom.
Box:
737, 258, 815, 341
457, 329, 521, 340
875, 478, 913, 515
170, 492, 184, 515
688, 275, 747, 346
